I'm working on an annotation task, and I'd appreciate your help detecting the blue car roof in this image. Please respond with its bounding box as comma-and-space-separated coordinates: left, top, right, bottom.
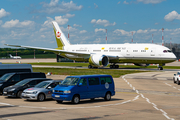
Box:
67, 74, 112, 78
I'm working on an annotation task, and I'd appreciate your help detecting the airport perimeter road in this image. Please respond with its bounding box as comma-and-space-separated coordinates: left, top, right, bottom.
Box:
0, 71, 180, 120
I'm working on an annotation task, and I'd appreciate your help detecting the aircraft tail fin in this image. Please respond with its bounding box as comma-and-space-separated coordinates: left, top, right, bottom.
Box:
9, 54, 13, 58
52, 21, 70, 49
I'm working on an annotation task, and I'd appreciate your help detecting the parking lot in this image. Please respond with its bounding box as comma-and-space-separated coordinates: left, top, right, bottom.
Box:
0, 71, 179, 120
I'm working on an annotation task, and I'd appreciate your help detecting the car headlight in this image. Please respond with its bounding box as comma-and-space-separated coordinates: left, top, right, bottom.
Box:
32, 91, 38, 94
52, 90, 54, 92
63, 90, 71, 93
9, 88, 15, 91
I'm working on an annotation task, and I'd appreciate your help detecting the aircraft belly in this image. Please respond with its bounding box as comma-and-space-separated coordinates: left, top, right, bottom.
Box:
110, 57, 175, 64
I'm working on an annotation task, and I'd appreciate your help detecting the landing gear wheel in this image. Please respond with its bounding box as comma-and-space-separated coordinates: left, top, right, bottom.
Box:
104, 92, 111, 101
158, 67, 163, 70
110, 65, 113, 69
88, 65, 92, 69
17, 91, 22, 98
38, 93, 45, 101
72, 95, 80, 104
110, 64, 119, 69
56, 100, 63, 103
115, 65, 119, 68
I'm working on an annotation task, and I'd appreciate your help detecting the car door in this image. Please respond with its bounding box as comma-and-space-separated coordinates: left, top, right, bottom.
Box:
77, 78, 89, 99
9, 74, 20, 86
46, 82, 59, 98
28, 80, 37, 88
87, 77, 101, 98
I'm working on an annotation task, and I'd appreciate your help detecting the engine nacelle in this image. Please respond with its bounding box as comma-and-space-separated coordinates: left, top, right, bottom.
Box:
89, 54, 109, 67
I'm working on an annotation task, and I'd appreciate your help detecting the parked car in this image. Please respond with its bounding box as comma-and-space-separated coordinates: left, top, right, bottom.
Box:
173, 71, 180, 85
0, 64, 32, 77
52, 75, 115, 104
3, 78, 52, 98
21, 80, 62, 101
0, 72, 46, 94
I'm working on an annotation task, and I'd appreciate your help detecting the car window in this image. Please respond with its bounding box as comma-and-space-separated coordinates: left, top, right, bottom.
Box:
11, 75, 20, 82
100, 77, 112, 84
28, 80, 37, 86
20, 74, 31, 80
88, 77, 99, 85
32, 73, 45, 78
79, 78, 87, 86
48, 83, 58, 88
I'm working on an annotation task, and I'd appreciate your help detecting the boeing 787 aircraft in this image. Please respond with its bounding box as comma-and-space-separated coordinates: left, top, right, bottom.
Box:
5, 21, 177, 70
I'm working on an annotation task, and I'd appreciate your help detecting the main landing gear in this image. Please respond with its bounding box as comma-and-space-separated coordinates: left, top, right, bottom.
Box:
110, 64, 119, 69
88, 65, 98, 69
158, 66, 163, 70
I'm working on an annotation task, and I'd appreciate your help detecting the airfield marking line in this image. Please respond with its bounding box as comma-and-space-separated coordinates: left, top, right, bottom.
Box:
122, 75, 174, 120
164, 82, 179, 90
0, 102, 14, 106
0, 96, 140, 110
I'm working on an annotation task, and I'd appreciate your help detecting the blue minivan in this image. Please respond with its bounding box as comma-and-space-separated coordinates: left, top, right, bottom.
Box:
52, 75, 115, 104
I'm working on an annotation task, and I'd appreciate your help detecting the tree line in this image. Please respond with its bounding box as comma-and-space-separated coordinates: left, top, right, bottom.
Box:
0, 48, 54, 57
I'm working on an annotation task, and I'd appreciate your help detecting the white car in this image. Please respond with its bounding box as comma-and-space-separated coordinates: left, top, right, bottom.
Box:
173, 71, 180, 85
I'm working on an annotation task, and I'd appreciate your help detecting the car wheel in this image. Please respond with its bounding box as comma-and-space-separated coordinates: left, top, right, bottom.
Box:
177, 79, 180, 85
173, 78, 176, 83
90, 98, 95, 101
104, 92, 111, 101
17, 91, 22, 98
72, 95, 80, 104
56, 100, 63, 103
38, 93, 45, 101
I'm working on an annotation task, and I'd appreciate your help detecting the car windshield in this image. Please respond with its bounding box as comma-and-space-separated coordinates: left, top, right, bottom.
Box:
60, 77, 79, 86
15, 80, 30, 86
35, 81, 50, 88
0, 73, 14, 81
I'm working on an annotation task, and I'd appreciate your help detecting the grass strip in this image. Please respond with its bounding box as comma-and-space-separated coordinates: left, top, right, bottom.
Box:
33, 67, 149, 78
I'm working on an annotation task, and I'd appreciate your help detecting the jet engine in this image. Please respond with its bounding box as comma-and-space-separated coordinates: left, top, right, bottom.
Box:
89, 54, 109, 68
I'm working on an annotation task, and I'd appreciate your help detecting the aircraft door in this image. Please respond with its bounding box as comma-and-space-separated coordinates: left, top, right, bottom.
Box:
151, 48, 156, 56
126, 48, 131, 56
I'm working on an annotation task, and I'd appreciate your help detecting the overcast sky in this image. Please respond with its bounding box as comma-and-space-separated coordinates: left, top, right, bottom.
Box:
0, 0, 180, 48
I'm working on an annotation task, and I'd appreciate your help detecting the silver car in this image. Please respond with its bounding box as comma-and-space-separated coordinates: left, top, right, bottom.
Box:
21, 80, 62, 101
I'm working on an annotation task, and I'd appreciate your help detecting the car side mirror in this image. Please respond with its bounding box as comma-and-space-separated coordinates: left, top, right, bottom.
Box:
78, 83, 83, 86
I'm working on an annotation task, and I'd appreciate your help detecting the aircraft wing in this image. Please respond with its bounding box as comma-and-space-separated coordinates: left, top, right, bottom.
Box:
4, 44, 90, 58
5, 44, 121, 60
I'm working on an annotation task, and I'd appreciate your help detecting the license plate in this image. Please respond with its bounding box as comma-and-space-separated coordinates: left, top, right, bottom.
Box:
3, 92, 7, 94
55, 95, 60, 98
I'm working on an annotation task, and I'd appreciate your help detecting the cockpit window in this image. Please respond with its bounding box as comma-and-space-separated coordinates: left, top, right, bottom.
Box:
163, 50, 172, 53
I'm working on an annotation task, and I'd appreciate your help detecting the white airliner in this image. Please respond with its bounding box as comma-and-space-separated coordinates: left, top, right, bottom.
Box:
9, 54, 21, 59
5, 21, 176, 70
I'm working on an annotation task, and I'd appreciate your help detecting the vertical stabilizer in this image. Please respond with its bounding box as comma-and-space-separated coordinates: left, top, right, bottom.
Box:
52, 21, 70, 49
9, 54, 13, 58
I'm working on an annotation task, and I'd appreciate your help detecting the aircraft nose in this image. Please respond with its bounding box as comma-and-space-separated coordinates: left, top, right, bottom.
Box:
171, 53, 177, 61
